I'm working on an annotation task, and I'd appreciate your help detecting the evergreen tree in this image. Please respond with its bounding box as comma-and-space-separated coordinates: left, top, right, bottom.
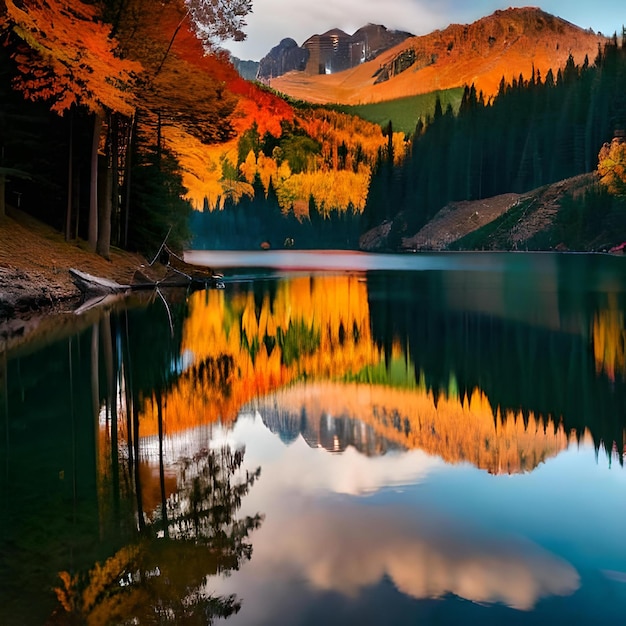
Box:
127, 146, 191, 256
364, 39, 626, 243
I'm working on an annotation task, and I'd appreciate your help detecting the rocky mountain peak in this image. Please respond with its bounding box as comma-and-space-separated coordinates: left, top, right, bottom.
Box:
257, 23, 413, 80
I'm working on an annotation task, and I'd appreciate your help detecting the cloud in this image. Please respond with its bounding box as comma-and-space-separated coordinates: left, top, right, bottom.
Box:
267, 438, 442, 496
226, 0, 447, 59
211, 418, 579, 615
255, 502, 580, 612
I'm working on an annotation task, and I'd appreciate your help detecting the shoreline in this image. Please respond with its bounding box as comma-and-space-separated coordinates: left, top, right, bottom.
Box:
0, 208, 160, 352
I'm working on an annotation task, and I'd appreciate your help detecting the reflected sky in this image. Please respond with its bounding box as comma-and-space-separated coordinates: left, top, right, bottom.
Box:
203, 414, 625, 624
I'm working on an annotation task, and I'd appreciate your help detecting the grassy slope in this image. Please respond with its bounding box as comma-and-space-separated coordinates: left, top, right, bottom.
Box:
334, 88, 464, 134
403, 173, 626, 253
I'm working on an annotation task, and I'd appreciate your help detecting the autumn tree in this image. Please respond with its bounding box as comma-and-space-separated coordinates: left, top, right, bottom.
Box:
1, 0, 254, 254
103, 0, 251, 252
0, 0, 140, 254
598, 137, 626, 195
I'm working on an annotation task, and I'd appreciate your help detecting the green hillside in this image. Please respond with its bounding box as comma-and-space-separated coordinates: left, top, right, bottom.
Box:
335, 88, 464, 134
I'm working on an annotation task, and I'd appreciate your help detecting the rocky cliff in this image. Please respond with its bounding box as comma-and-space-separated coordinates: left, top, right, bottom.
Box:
257, 24, 412, 80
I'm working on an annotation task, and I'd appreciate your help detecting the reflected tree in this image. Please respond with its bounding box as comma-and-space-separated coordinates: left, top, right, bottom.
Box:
53, 445, 262, 625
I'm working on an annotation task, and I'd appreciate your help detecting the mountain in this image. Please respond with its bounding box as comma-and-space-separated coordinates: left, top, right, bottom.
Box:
268, 7, 607, 104
257, 37, 310, 79
257, 24, 413, 80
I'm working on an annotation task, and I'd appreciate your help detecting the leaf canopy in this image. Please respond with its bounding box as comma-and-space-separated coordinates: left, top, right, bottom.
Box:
0, 0, 140, 115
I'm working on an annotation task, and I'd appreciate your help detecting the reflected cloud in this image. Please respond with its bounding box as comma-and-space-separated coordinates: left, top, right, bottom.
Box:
257, 502, 580, 611
264, 436, 441, 496
209, 414, 580, 619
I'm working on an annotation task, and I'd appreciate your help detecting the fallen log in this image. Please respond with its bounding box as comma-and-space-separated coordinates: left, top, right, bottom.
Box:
69, 268, 131, 296
69, 260, 224, 300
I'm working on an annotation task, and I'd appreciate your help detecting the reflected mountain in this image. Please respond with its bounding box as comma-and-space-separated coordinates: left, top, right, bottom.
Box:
131, 264, 625, 470
252, 381, 575, 474
253, 398, 398, 456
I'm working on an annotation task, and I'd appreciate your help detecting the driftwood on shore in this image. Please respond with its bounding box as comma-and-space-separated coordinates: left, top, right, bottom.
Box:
69, 268, 132, 296
69, 247, 224, 300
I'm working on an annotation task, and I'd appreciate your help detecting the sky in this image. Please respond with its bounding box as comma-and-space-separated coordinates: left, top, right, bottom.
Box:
224, 0, 625, 61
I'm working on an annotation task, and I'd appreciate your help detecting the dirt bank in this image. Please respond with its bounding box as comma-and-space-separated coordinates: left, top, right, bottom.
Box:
360, 173, 599, 252
0, 207, 160, 346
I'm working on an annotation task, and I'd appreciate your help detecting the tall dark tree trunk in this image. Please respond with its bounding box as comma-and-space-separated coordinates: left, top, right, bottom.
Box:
0, 171, 5, 219
89, 112, 103, 251
96, 150, 112, 259
122, 115, 136, 249
96, 110, 113, 259
73, 164, 80, 240
65, 110, 73, 241
111, 115, 120, 247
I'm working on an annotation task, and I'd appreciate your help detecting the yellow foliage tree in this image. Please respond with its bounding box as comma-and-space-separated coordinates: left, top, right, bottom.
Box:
598, 138, 626, 195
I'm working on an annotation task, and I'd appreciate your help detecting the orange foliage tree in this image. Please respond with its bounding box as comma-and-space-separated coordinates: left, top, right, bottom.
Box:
0, 0, 141, 253
0, 0, 138, 116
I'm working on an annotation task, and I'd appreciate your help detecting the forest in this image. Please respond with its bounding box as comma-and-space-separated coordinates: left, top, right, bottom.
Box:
0, 0, 401, 255
0, 0, 295, 256
364, 34, 626, 249
2, 1, 626, 255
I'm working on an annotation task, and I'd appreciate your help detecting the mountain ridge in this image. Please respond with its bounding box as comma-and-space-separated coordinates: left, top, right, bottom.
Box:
257, 24, 413, 80
267, 7, 607, 104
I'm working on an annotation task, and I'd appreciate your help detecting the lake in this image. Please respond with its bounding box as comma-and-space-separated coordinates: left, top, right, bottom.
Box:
1, 251, 625, 625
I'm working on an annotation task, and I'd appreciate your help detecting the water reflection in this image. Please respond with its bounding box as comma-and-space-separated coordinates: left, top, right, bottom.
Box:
1, 253, 626, 624
252, 499, 580, 611
140, 264, 625, 466
205, 415, 624, 624
593, 293, 626, 382
253, 383, 575, 474
55, 445, 261, 625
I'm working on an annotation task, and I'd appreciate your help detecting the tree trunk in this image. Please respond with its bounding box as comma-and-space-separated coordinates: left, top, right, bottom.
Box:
0, 171, 5, 219
88, 112, 103, 251
96, 151, 112, 259
73, 165, 80, 240
0, 144, 5, 218
65, 111, 73, 241
122, 115, 136, 249
111, 115, 120, 247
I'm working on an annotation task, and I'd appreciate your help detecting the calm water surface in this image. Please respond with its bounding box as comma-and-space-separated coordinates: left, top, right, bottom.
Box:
1, 251, 626, 625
